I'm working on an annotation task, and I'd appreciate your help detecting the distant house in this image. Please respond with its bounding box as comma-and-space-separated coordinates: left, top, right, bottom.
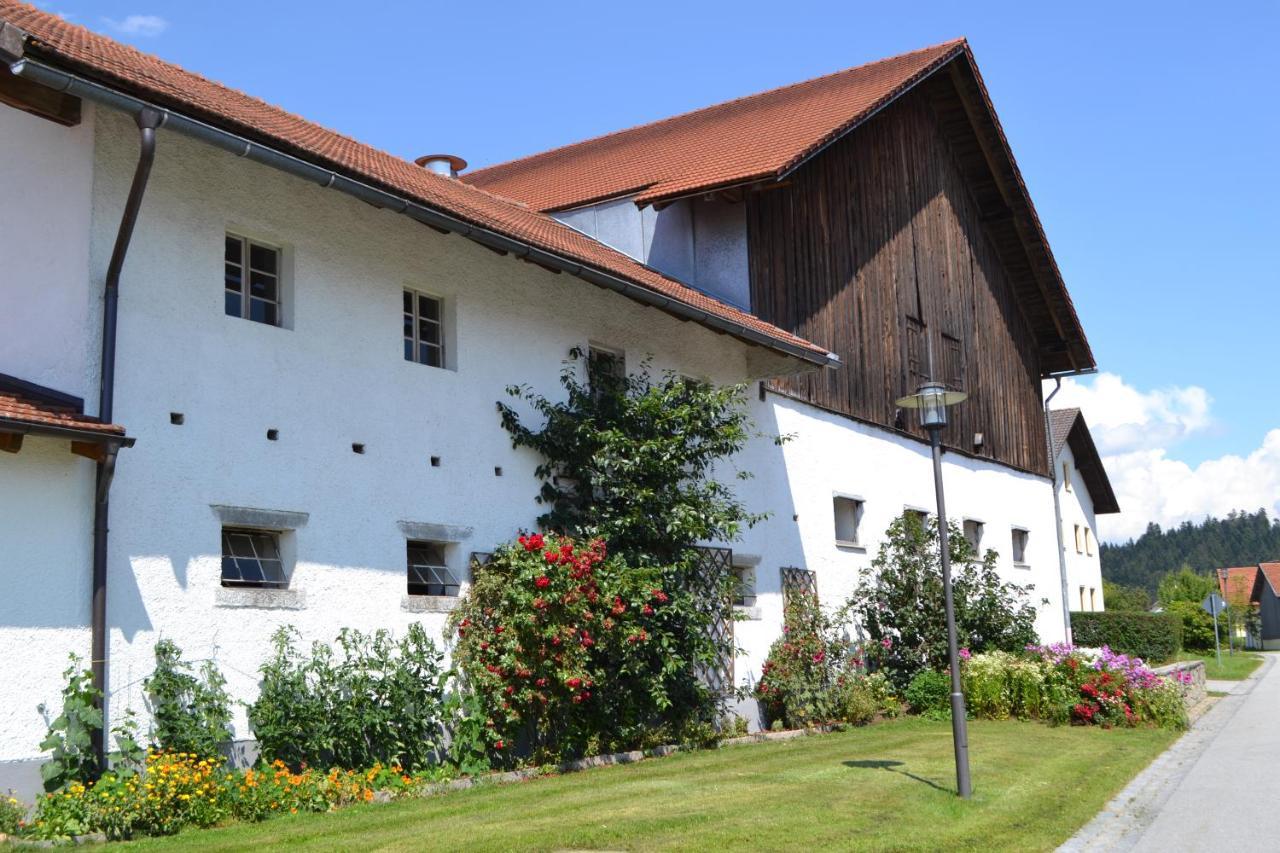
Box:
1215, 564, 1280, 650
1048, 408, 1120, 613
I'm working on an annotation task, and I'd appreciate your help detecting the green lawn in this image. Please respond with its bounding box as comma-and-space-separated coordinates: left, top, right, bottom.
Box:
1177, 651, 1263, 680
125, 718, 1175, 852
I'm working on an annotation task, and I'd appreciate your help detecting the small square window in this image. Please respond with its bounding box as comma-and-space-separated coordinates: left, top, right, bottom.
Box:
833, 496, 864, 546
407, 540, 459, 597
225, 234, 281, 326
963, 519, 984, 553
904, 508, 930, 529
732, 566, 756, 608
1011, 528, 1030, 566
404, 290, 445, 368
220, 528, 287, 589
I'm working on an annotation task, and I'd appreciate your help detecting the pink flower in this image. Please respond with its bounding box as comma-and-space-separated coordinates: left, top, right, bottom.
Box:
959, 648, 971, 660
880, 636, 893, 650
812, 651, 825, 663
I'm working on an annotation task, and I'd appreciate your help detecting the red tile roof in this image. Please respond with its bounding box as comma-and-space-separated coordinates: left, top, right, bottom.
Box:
1217, 566, 1261, 607
465, 40, 965, 211
1261, 563, 1280, 596
0, 1, 831, 366
0, 390, 124, 436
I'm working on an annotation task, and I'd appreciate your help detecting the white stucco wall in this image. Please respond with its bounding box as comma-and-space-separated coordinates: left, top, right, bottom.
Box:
727, 394, 1068, 699
0, 437, 95, 760
1056, 443, 1105, 612
0, 101, 97, 399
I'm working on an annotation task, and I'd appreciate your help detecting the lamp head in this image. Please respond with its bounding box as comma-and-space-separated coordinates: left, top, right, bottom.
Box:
895, 381, 967, 429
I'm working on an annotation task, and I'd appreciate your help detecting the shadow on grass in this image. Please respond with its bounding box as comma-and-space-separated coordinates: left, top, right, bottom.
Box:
843, 759, 951, 794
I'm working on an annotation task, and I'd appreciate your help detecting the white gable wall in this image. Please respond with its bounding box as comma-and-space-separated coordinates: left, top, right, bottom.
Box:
1057, 443, 1106, 613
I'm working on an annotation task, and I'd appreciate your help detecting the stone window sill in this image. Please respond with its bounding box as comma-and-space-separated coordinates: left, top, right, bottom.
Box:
835, 540, 866, 553
401, 595, 460, 613
215, 587, 306, 610
734, 605, 763, 621
1013, 562, 1031, 570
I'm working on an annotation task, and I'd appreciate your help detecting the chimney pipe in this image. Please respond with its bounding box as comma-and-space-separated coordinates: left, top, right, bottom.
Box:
414, 154, 467, 178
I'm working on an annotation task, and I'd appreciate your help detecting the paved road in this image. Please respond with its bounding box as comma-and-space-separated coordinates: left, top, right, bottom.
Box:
1062, 653, 1278, 852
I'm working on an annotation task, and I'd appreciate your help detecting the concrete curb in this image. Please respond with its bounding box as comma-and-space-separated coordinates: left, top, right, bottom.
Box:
1058, 653, 1275, 852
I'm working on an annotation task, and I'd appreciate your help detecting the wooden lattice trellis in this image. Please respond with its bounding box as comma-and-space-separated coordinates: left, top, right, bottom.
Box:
780, 566, 818, 608
686, 546, 735, 696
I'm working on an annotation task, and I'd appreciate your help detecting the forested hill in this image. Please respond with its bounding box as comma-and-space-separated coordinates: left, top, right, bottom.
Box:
1100, 510, 1280, 594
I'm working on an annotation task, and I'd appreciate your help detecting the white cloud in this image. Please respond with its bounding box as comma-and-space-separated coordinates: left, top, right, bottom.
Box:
103, 14, 168, 37
1049, 372, 1212, 455
1043, 373, 1280, 542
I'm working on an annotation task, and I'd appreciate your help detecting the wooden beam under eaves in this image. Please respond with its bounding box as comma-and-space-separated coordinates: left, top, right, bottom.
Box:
0, 64, 81, 127
0, 432, 23, 453
70, 440, 108, 462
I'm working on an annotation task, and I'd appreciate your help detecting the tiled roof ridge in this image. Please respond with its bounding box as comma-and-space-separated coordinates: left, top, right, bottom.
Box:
465, 37, 967, 187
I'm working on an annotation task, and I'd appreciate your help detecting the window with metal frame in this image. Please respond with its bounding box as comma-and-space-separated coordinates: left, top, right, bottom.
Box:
588, 346, 625, 397
220, 528, 287, 588
406, 540, 458, 597
225, 234, 281, 326
404, 290, 445, 368
963, 519, 984, 553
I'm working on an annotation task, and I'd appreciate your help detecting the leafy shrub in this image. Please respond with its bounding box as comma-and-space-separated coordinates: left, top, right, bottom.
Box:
904, 670, 951, 719
1071, 611, 1182, 661
848, 514, 1038, 692
37, 655, 103, 792
1019, 644, 1187, 729
1102, 581, 1150, 612
143, 639, 232, 759
1163, 601, 1216, 652
962, 650, 1046, 720
248, 624, 448, 772
448, 534, 716, 765
1157, 566, 1216, 608
0, 793, 26, 835
830, 680, 879, 726
754, 591, 856, 728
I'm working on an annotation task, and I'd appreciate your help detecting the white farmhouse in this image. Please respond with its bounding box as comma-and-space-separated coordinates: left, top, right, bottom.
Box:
0, 3, 1116, 794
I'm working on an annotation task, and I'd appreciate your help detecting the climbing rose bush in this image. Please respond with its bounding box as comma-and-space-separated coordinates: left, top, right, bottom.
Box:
448, 534, 710, 764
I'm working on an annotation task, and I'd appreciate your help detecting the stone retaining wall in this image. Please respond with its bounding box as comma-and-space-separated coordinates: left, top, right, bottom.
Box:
1154, 659, 1206, 709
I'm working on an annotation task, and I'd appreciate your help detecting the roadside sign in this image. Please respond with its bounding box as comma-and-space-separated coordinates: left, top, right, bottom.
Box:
1201, 594, 1226, 615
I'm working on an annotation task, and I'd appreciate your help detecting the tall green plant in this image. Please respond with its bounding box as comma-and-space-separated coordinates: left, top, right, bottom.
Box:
848, 513, 1039, 691
38, 655, 102, 791
143, 639, 233, 759
248, 624, 448, 772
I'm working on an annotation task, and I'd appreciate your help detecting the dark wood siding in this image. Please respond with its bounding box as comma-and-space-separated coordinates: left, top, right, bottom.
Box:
747, 84, 1048, 475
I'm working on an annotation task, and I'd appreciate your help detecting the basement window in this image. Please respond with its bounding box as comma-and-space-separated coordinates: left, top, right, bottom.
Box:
407, 540, 459, 597
833, 495, 864, 547
220, 528, 287, 589
404, 290, 445, 368
1011, 528, 1030, 567
225, 234, 282, 326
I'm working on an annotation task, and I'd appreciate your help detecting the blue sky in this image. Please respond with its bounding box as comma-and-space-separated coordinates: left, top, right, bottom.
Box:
50, 0, 1280, 538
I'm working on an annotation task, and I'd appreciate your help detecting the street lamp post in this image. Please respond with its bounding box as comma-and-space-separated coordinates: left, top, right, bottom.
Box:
896, 381, 972, 799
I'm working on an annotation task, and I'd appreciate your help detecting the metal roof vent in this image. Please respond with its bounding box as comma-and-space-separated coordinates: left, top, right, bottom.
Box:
414, 154, 467, 178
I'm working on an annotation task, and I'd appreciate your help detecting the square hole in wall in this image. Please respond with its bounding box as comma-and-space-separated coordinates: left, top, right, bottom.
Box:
494, 466, 503, 477
169, 412, 184, 425
267, 429, 279, 441
352, 443, 365, 455
430, 456, 441, 467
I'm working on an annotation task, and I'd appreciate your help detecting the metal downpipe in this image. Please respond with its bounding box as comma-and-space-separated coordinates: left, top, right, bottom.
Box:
1044, 377, 1072, 645
90, 107, 161, 770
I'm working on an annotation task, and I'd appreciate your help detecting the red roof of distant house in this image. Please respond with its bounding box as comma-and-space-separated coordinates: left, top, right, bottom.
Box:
1261, 563, 1280, 596
1218, 566, 1262, 607
465, 40, 964, 211
0, 390, 123, 437
0, 1, 831, 366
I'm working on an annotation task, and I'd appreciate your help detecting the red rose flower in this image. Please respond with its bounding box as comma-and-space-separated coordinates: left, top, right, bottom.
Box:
544, 550, 559, 564
566, 677, 582, 688
642, 604, 655, 616
535, 576, 551, 589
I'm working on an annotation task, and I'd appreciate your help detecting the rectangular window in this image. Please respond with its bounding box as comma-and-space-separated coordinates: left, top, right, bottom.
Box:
1079, 585, 1086, 611
406, 540, 459, 597
404, 290, 445, 368
1011, 528, 1029, 566
1085, 527, 1095, 556
732, 566, 756, 608
225, 234, 281, 326
588, 346, 625, 396
1090, 587, 1097, 611
1074, 524, 1084, 554
963, 519, 984, 553
220, 528, 286, 588
904, 508, 930, 529
833, 496, 864, 546
1063, 462, 1072, 491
